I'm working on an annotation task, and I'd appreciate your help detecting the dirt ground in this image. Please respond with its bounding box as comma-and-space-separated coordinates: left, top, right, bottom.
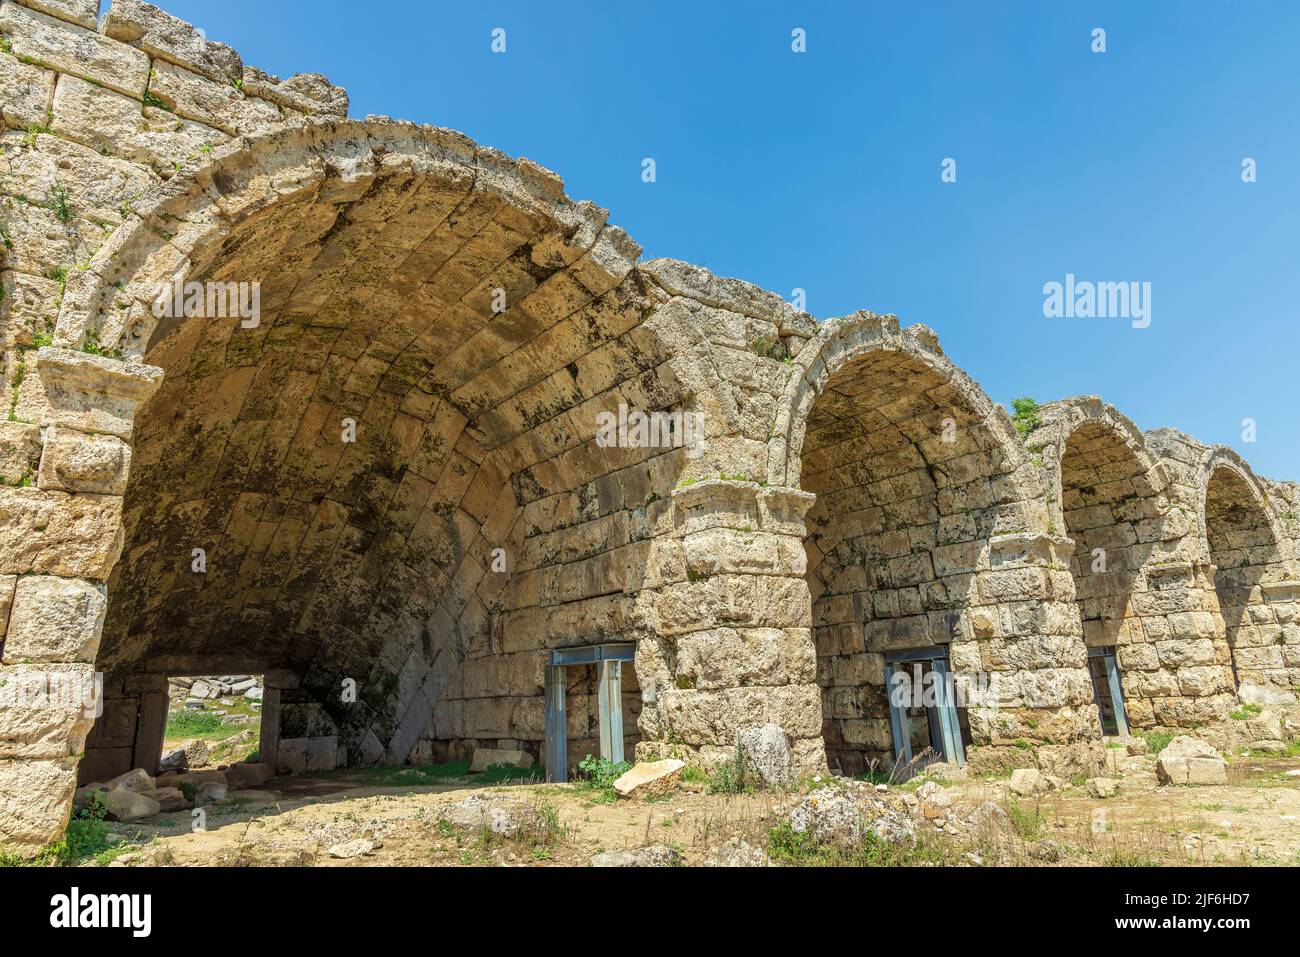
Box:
91, 752, 1300, 867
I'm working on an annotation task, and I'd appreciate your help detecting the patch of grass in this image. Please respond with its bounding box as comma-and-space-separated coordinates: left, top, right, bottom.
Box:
1005, 798, 1042, 841
1102, 846, 1160, 867
706, 759, 751, 795
766, 820, 933, 867
1230, 704, 1262, 720
164, 710, 225, 738
1143, 730, 1174, 755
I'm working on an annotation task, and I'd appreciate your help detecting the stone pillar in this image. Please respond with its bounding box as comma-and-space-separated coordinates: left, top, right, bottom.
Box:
958, 531, 1103, 777
1106, 562, 1237, 729
0, 348, 160, 856
634, 479, 827, 776
1236, 579, 1300, 705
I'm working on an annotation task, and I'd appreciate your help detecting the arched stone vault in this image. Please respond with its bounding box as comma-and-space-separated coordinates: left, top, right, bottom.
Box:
1, 0, 1298, 856
1027, 399, 1239, 730
772, 317, 1099, 776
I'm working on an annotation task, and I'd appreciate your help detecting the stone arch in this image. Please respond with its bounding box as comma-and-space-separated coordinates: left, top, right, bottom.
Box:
1028, 397, 1205, 732
1198, 449, 1295, 701
52, 118, 707, 782
775, 315, 1098, 777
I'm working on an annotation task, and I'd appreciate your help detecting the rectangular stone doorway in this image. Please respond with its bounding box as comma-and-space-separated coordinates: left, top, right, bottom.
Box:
885, 647, 969, 770
158, 675, 265, 773
1086, 648, 1130, 737
543, 643, 636, 782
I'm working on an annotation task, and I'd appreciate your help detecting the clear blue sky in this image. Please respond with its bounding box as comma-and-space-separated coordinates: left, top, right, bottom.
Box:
160, 0, 1300, 478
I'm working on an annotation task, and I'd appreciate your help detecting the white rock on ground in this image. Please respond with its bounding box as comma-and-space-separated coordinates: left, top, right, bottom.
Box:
702, 837, 771, 867
328, 838, 375, 859
591, 844, 681, 867
736, 723, 794, 788
1156, 736, 1228, 786
1086, 777, 1120, 798
789, 783, 917, 847
1009, 768, 1041, 796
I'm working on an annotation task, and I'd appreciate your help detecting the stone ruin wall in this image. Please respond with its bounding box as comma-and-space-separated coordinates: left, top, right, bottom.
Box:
1, 0, 1298, 855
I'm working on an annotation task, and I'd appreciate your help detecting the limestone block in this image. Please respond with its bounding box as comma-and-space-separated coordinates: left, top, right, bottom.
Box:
0, 487, 124, 578
1155, 736, 1227, 785
3, 575, 106, 663
51, 75, 229, 172
612, 758, 683, 798
0, 196, 99, 276
36, 425, 131, 495
240, 66, 348, 117
0, 130, 155, 227
32, 347, 162, 439
101, 0, 243, 84
0, 271, 60, 349
0, 756, 78, 855
148, 59, 282, 136
736, 723, 794, 787
1085, 776, 1120, 798
0, 421, 40, 485
0, 663, 96, 758
0, 52, 55, 129
469, 747, 534, 772
0, 4, 149, 97
13, 0, 99, 30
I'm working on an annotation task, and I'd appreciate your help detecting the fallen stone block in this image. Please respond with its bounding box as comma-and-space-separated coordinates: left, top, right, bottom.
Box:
1156, 736, 1227, 786
736, 723, 794, 788
144, 786, 188, 812
1085, 777, 1120, 799
101, 787, 160, 822
469, 747, 535, 773
226, 762, 273, 790
613, 759, 684, 798
789, 782, 917, 847
1008, 768, 1042, 796
194, 781, 228, 807
105, 767, 154, 794
158, 747, 188, 773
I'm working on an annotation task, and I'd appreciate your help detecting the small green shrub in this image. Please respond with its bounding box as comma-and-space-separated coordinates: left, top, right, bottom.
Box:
1010, 397, 1042, 439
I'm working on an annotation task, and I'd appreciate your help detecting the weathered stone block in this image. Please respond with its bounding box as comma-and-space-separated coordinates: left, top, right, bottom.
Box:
0, 487, 124, 578
36, 425, 131, 495
101, 0, 243, 83
0, 663, 96, 758
13, 0, 99, 30
0, 421, 40, 485
50, 74, 229, 172
148, 58, 282, 136
0, 3, 149, 97
0, 52, 55, 129
3, 575, 107, 663
0, 756, 78, 855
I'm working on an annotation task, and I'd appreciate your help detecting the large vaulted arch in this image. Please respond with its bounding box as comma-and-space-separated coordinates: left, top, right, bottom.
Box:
61, 119, 691, 780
